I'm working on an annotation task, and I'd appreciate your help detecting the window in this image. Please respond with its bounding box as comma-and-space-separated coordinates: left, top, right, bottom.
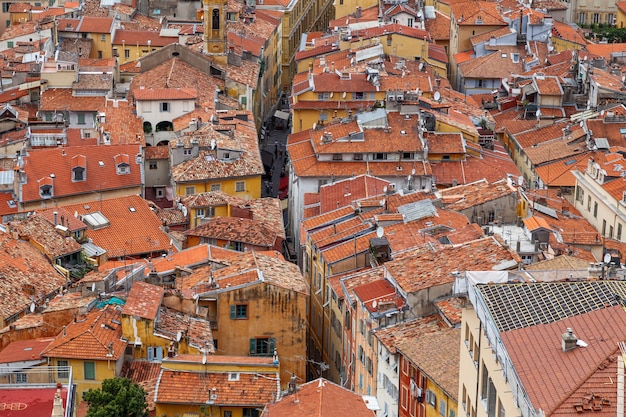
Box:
450, 411, 456, 417
77, 113, 86, 125
374, 153, 387, 160
587, 196, 591, 211
57, 360, 69, 378
7, 40, 13, 48
354, 153, 363, 160
230, 304, 248, 319
243, 409, 259, 417
477, 79, 485, 88
84, 361, 95, 380
2, 3, 14, 13
439, 399, 446, 415
332, 154, 343, 160
578, 12, 585, 24
15, 372, 27, 383
318, 92, 330, 100
124, 49, 130, 58
618, 223, 622, 240
40, 184, 53, 199
160, 102, 170, 112
211, 183, 221, 192
593, 13, 599, 23
407, 18, 414, 27
425, 390, 436, 407
73, 167, 85, 181
249, 337, 275, 356
147, 346, 163, 362
603, 219, 607, 236
353, 92, 364, 100
97, 50, 103, 58
149, 161, 157, 169
183, 149, 192, 156
236, 181, 245, 192
196, 208, 205, 218
117, 163, 129, 175
593, 202, 598, 218
185, 186, 195, 195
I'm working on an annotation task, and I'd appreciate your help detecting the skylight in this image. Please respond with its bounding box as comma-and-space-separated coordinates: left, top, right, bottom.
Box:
82, 212, 111, 230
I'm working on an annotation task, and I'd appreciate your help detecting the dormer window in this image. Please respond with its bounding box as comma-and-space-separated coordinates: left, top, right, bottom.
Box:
72, 154, 86, 182
38, 176, 54, 199
114, 154, 130, 175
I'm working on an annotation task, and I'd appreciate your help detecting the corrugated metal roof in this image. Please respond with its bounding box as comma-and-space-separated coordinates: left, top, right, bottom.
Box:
397, 199, 437, 223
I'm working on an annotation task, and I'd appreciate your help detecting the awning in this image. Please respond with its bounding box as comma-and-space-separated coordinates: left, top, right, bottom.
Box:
274, 110, 290, 120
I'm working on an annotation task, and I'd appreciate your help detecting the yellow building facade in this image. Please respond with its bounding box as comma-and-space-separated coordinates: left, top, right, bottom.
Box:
174, 176, 262, 201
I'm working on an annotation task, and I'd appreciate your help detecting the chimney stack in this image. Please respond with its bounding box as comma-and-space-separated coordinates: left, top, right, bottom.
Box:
562, 327, 577, 352
53, 211, 58, 225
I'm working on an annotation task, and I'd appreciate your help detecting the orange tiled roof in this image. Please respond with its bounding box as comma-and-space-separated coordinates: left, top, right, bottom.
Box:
59, 195, 175, 258
200, 251, 308, 294
8, 214, 83, 259
155, 369, 278, 406
20, 144, 143, 204
0, 233, 67, 321
122, 281, 164, 320
39, 88, 106, 112
0, 336, 54, 363
41, 305, 126, 360
385, 237, 519, 293
134, 87, 198, 101
319, 175, 389, 214
440, 179, 517, 211
264, 378, 376, 417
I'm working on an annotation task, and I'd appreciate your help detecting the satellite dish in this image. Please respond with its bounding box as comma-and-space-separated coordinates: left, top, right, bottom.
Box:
176, 331, 182, 342
91, 283, 96, 292
517, 176, 523, 186
418, 62, 424, 71
383, 186, 388, 193
600, 110, 605, 116
415, 87, 419, 95
604, 253, 612, 264
434, 91, 441, 101
342, 92, 347, 98
411, 168, 416, 175
210, 139, 216, 150
376, 226, 385, 238
329, 92, 334, 98
372, 300, 378, 308
407, 175, 412, 182
30, 302, 35, 313
312, 122, 317, 130
580, 120, 584, 127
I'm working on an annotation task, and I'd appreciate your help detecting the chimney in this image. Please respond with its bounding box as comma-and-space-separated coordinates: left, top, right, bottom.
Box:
53, 211, 58, 225
562, 328, 577, 352
51, 383, 64, 417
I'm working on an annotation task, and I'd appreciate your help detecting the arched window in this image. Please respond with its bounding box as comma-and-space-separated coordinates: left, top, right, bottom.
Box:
212, 9, 220, 30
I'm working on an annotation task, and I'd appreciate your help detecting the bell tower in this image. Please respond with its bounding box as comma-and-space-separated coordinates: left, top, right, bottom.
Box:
203, 0, 228, 63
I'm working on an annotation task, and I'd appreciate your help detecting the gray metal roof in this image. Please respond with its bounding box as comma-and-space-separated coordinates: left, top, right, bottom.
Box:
397, 199, 437, 223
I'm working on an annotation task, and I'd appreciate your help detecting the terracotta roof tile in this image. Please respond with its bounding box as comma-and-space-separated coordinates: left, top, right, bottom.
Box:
0, 336, 54, 364
155, 306, 214, 351
40, 88, 106, 112
433, 297, 464, 326
386, 237, 519, 293
41, 305, 126, 360
122, 281, 164, 320
60, 195, 175, 258
374, 315, 444, 354
134, 87, 198, 101
353, 279, 405, 313
440, 178, 517, 211
396, 326, 460, 398
203, 251, 308, 294
20, 144, 143, 204
185, 217, 279, 248
0, 233, 67, 322
501, 305, 626, 415
155, 369, 278, 405
8, 214, 83, 259
319, 175, 389, 214
264, 378, 375, 417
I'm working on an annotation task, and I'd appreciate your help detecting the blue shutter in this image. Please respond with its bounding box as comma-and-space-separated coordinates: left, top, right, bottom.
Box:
148, 347, 154, 362
230, 305, 236, 319
156, 346, 163, 361
249, 338, 256, 355
268, 338, 276, 354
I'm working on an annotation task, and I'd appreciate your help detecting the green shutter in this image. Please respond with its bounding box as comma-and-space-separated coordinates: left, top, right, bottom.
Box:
249, 338, 256, 355
268, 338, 276, 354
230, 305, 236, 319
84, 361, 95, 380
